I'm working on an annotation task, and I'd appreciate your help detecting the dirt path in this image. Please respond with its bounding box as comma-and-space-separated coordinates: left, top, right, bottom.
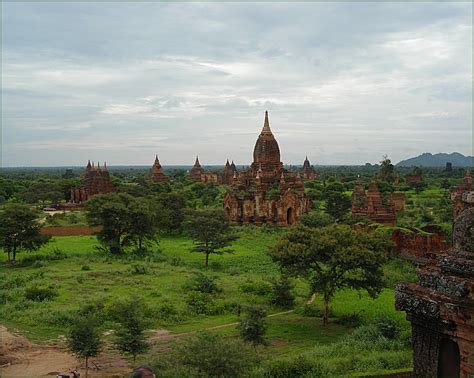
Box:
0, 326, 128, 377
1, 304, 312, 377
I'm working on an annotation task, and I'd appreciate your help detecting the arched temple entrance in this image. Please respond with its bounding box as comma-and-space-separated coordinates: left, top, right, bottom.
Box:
286, 207, 295, 225
438, 338, 460, 378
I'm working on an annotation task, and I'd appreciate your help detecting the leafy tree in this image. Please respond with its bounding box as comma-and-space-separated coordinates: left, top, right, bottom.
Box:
184, 208, 238, 268
20, 181, 64, 204
174, 331, 256, 377
268, 225, 389, 324
85, 193, 158, 254
299, 210, 333, 228
0, 203, 50, 262
66, 316, 102, 377
379, 156, 395, 182
323, 182, 351, 222
238, 306, 267, 345
441, 179, 451, 190
156, 192, 187, 232
412, 181, 428, 194
109, 298, 150, 363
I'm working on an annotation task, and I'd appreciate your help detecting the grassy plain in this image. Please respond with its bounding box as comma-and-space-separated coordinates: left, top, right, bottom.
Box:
0, 227, 415, 375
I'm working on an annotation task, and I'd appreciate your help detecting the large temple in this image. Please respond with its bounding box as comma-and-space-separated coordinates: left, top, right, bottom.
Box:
223, 111, 311, 225
71, 160, 116, 203
150, 155, 170, 182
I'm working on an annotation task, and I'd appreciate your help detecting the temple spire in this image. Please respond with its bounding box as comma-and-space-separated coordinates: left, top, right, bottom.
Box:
155, 155, 159, 164
194, 156, 201, 167
261, 110, 272, 134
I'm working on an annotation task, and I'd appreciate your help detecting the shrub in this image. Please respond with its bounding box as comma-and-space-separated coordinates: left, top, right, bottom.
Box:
238, 306, 267, 345
185, 291, 214, 315
32, 260, 47, 268
173, 331, 256, 377
269, 276, 294, 308
335, 313, 362, 327
239, 279, 272, 296
374, 317, 402, 340
81, 265, 91, 271
184, 272, 222, 295
295, 303, 325, 318
24, 286, 57, 302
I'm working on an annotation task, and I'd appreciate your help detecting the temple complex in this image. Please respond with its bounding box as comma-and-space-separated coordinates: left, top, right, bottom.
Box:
223, 111, 311, 225
301, 157, 317, 180
351, 178, 405, 226
189, 157, 237, 184
71, 160, 116, 203
150, 155, 170, 182
395, 170, 473, 377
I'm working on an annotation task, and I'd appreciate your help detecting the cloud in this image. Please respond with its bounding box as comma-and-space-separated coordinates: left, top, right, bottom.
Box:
1, 2, 471, 166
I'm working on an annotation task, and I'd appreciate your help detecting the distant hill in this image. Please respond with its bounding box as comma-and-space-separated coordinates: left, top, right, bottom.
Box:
396, 152, 472, 167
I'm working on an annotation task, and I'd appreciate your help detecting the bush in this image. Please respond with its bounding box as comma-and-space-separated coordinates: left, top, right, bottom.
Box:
172, 331, 257, 377
184, 272, 222, 295
81, 265, 91, 271
335, 313, 362, 327
24, 286, 57, 302
239, 279, 272, 296
299, 211, 334, 228
185, 291, 215, 315
295, 303, 325, 318
32, 260, 47, 268
374, 317, 402, 340
269, 276, 294, 308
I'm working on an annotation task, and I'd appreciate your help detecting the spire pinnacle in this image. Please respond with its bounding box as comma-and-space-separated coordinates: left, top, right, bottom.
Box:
103, 161, 108, 171
261, 110, 272, 134
155, 155, 159, 164
194, 156, 201, 167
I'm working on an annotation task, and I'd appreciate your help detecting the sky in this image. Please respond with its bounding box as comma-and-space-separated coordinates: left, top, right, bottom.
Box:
1, 2, 472, 167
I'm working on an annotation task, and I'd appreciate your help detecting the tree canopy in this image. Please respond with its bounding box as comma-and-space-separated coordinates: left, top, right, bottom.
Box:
268, 225, 390, 324
0, 203, 50, 262
184, 208, 238, 267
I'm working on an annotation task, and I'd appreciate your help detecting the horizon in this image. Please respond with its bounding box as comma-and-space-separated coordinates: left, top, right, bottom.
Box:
2, 2, 472, 166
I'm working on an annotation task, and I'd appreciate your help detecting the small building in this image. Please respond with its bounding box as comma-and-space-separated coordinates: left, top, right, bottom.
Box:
189, 157, 237, 185
351, 178, 405, 226
301, 157, 317, 180
150, 155, 170, 182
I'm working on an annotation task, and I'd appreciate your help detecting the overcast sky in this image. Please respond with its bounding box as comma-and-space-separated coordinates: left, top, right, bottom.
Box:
2, 2, 472, 167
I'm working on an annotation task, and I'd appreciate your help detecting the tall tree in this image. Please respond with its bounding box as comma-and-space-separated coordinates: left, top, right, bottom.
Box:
20, 181, 64, 204
238, 306, 267, 346
85, 193, 159, 254
379, 156, 396, 183
323, 182, 351, 222
66, 316, 102, 377
268, 225, 389, 324
108, 298, 150, 363
0, 203, 50, 262
184, 208, 238, 268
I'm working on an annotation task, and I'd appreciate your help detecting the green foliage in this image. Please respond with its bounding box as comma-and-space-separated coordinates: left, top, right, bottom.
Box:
0, 203, 51, 261
238, 306, 267, 345
85, 193, 160, 254
20, 181, 64, 204
268, 225, 390, 324
260, 355, 327, 377
110, 297, 150, 362
239, 279, 273, 296
171, 331, 256, 377
299, 210, 334, 228
184, 208, 239, 267
24, 286, 57, 302
379, 156, 395, 183
128, 263, 150, 275
156, 192, 187, 232
323, 182, 351, 221
184, 272, 222, 294
66, 315, 102, 376
269, 276, 295, 308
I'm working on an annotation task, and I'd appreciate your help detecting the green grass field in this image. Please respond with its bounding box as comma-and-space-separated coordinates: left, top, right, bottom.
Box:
0, 228, 414, 375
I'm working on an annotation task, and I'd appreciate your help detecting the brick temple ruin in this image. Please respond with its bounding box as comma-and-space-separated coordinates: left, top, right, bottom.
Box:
189, 156, 237, 185
351, 178, 405, 226
395, 170, 473, 377
223, 111, 311, 225
301, 156, 317, 180
150, 155, 170, 182
71, 160, 116, 203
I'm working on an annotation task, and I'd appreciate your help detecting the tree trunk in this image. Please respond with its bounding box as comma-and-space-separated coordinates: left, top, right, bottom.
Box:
12, 247, 17, 262
139, 237, 142, 250
7, 250, 11, 261
85, 356, 89, 378
205, 252, 209, 268
323, 297, 330, 325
